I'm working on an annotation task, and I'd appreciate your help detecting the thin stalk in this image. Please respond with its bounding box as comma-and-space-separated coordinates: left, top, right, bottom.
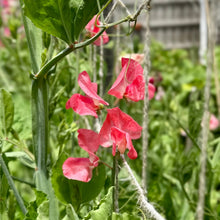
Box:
34, 28, 106, 79
0, 154, 27, 215
121, 155, 165, 220
142, 0, 151, 192
196, 0, 214, 219
112, 152, 120, 213
214, 53, 220, 119
12, 176, 35, 188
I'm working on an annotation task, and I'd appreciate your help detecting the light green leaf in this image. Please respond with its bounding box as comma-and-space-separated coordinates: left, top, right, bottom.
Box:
5, 151, 36, 169
0, 89, 14, 136
62, 204, 79, 220
37, 200, 49, 220
34, 170, 59, 220
188, 96, 203, 139
23, 0, 109, 43
24, 190, 47, 220
86, 187, 113, 220
212, 142, 220, 169
22, 17, 43, 73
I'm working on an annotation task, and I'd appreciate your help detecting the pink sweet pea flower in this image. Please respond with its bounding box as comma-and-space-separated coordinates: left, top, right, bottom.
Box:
99, 107, 142, 159
66, 71, 109, 118
108, 58, 155, 102
85, 15, 109, 46
121, 53, 145, 64
62, 157, 95, 182
209, 114, 219, 130
62, 129, 99, 182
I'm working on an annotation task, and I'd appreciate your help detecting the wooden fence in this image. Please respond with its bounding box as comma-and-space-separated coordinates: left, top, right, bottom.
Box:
116, 0, 220, 49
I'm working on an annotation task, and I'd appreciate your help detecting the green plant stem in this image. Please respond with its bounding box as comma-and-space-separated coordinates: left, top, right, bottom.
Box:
12, 176, 35, 187
32, 78, 49, 176
34, 28, 106, 79
112, 152, 120, 213
0, 154, 27, 215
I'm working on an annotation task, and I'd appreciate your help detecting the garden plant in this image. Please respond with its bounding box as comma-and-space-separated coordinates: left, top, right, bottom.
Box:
0, 0, 220, 220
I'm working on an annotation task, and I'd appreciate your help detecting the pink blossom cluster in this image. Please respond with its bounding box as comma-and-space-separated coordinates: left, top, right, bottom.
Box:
62, 32, 155, 181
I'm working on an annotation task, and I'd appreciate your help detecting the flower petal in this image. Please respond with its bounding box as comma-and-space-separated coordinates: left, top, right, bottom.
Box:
126, 133, 137, 159
124, 75, 145, 101
99, 107, 142, 147
148, 82, 155, 100
78, 129, 99, 153
209, 114, 219, 130
110, 127, 127, 154
93, 31, 109, 46
66, 93, 98, 118
108, 64, 128, 99
121, 58, 143, 83
78, 71, 109, 106
62, 157, 93, 182
108, 58, 144, 100
85, 16, 109, 46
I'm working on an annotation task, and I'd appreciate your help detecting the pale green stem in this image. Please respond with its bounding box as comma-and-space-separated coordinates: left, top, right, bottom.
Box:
0, 154, 27, 215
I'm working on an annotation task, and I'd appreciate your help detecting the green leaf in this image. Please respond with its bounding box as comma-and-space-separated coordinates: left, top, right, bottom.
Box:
86, 187, 113, 220
51, 153, 106, 208
24, 190, 47, 220
212, 142, 220, 169
0, 89, 14, 136
21, 16, 43, 73
5, 151, 36, 169
77, 164, 106, 204
23, 0, 109, 43
62, 204, 79, 220
0, 174, 9, 213
51, 153, 79, 206
37, 200, 49, 220
188, 97, 203, 139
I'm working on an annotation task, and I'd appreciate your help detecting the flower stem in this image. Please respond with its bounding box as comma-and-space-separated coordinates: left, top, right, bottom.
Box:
0, 154, 27, 215
112, 152, 120, 213
121, 155, 165, 220
34, 28, 106, 79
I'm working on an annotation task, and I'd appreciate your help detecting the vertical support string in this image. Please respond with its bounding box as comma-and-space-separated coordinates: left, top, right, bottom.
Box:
142, 0, 151, 192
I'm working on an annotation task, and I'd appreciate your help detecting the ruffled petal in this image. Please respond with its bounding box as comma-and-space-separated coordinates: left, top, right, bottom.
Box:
66, 94, 98, 118
78, 129, 99, 153
110, 127, 127, 154
93, 31, 109, 46
107, 107, 142, 139
108, 64, 128, 99
85, 16, 109, 46
62, 157, 93, 182
126, 133, 138, 159
121, 58, 143, 83
124, 74, 145, 101
148, 82, 155, 100
99, 107, 142, 147
99, 113, 113, 147
78, 71, 109, 106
